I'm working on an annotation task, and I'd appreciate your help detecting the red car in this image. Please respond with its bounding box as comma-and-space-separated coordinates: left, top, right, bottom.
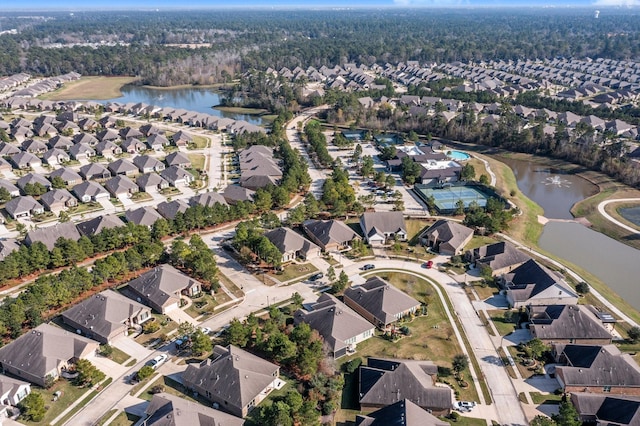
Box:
422, 260, 434, 269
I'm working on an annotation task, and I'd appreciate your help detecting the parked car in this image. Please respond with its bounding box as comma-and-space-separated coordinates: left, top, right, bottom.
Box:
422, 260, 434, 269
200, 327, 212, 335
145, 354, 168, 370
361, 264, 375, 271
453, 401, 476, 412
175, 335, 192, 350
308, 272, 324, 282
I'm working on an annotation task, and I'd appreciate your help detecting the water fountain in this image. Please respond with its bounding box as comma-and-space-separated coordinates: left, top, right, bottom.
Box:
543, 175, 572, 188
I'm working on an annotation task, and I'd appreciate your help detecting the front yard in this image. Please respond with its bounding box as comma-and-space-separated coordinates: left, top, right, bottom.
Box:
269, 262, 318, 283
23, 379, 91, 426
134, 314, 178, 347
184, 291, 232, 319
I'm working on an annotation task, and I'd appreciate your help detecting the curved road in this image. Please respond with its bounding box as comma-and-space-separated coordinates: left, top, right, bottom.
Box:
597, 198, 640, 235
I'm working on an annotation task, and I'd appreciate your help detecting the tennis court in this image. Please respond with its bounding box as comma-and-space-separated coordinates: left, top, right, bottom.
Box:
415, 185, 490, 213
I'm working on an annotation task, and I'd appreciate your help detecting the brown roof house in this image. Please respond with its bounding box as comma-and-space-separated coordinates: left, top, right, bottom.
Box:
160, 166, 194, 187
125, 264, 202, 313
0, 375, 31, 407
344, 276, 420, 329
359, 357, 452, 416
554, 344, 640, 395
356, 399, 449, 426
125, 206, 163, 228
182, 344, 281, 418
465, 241, 531, 276
136, 173, 169, 193
4, 196, 44, 219
502, 259, 578, 308
571, 393, 640, 426
302, 219, 361, 252
528, 305, 613, 345
418, 220, 474, 256
61, 290, 152, 344
142, 392, 244, 426
24, 222, 81, 250
40, 189, 78, 214
294, 294, 375, 359
0, 323, 98, 387
264, 227, 321, 263
76, 214, 125, 236
156, 199, 190, 220
72, 181, 110, 203
359, 212, 407, 246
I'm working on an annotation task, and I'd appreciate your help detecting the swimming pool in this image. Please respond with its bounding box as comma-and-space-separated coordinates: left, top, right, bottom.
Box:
448, 150, 470, 161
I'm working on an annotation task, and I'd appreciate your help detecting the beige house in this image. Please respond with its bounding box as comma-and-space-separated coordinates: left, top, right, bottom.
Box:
0, 323, 98, 387
302, 219, 361, 252
182, 345, 281, 418
419, 219, 474, 256
502, 259, 579, 308
125, 264, 202, 313
61, 290, 152, 344
264, 227, 321, 263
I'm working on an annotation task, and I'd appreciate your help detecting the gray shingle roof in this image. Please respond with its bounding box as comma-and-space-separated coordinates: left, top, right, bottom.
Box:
126, 264, 201, 311
302, 219, 359, 250
125, 206, 163, 227
356, 399, 448, 426
104, 175, 138, 196
24, 222, 81, 250
466, 241, 531, 272
529, 305, 612, 342
360, 212, 406, 238
419, 219, 474, 253
76, 214, 125, 236
571, 393, 640, 426
189, 191, 228, 208
144, 393, 244, 426
264, 227, 320, 258
156, 199, 189, 220
504, 259, 577, 303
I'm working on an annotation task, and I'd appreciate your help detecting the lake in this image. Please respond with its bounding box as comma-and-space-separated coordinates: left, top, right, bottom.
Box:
497, 156, 598, 220
101, 85, 264, 125
620, 206, 640, 227
539, 221, 640, 311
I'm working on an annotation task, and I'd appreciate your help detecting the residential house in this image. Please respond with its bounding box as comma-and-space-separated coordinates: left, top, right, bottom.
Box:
4, 196, 44, 219
502, 259, 579, 308
0, 323, 98, 387
125, 206, 163, 228
0, 375, 31, 407
108, 159, 138, 177
0, 143, 20, 157
571, 393, 640, 426
95, 140, 122, 159
76, 214, 125, 236
42, 148, 70, 166
301, 219, 361, 252
79, 163, 111, 181
40, 189, 78, 214
189, 191, 228, 208
119, 127, 143, 140
344, 276, 421, 329
359, 212, 407, 245
125, 264, 202, 313
164, 151, 192, 169
182, 344, 281, 418
263, 227, 321, 262
133, 155, 165, 174
156, 199, 190, 220
10, 152, 41, 169
21, 139, 48, 155
418, 220, 474, 256
72, 181, 110, 202
465, 241, 531, 276
142, 393, 244, 426
136, 173, 169, 193
555, 344, 640, 395
528, 305, 613, 345
47, 136, 73, 151
0, 179, 20, 197
17, 173, 51, 193
238, 145, 282, 190
24, 222, 81, 250
146, 134, 169, 151
359, 357, 452, 415
294, 294, 374, 358
222, 185, 255, 205
69, 143, 96, 161
0, 158, 12, 174
61, 290, 151, 344
171, 130, 193, 147
72, 133, 99, 146
49, 167, 83, 186
139, 124, 161, 137
355, 399, 449, 426
161, 166, 194, 187
96, 128, 120, 142
104, 175, 139, 198
121, 138, 146, 154
0, 239, 20, 261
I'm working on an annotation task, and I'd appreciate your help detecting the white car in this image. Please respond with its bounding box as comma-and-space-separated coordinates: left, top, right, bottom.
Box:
453, 401, 476, 412
200, 327, 212, 335
145, 354, 168, 370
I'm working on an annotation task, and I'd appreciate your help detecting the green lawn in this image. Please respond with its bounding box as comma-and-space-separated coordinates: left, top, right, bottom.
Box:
187, 153, 206, 171
218, 272, 245, 298
405, 218, 433, 241
269, 262, 318, 283
140, 375, 203, 403
530, 392, 562, 405
108, 346, 131, 364
22, 379, 91, 426
134, 314, 178, 346
441, 417, 489, 426
465, 235, 499, 251
185, 292, 232, 319
131, 192, 153, 202
190, 135, 209, 149
95, 409, 118, 426
130, 372, 159, 397
488, 310, 517, 336
244, 377, 295, 426
108, 412, 141, 426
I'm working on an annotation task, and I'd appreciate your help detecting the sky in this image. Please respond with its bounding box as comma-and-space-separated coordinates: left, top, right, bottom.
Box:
5, 0, 640, 10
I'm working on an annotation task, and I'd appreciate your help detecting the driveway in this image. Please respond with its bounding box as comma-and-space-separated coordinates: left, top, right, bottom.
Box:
112, 336, 153, 361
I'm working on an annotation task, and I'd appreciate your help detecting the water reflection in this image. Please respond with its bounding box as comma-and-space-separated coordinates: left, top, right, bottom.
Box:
99, 86, 264, 125
620, 206, 640, 227
539, 221, 640, 311
497, 156, 598, 220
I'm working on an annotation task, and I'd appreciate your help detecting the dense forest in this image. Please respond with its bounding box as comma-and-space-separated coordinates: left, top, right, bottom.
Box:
1, 9, 640, 85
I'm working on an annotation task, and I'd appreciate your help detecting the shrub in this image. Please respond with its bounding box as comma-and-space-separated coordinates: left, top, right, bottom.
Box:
400, 325, 411, 336
150, 384, 165, 394
344, 358, 362, 374
143, 321, 160, 334
449, 411, 460, 422
98, 344, 114, 358
137, 365, 154, 381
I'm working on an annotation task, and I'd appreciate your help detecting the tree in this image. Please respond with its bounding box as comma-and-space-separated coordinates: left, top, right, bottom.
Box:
460, 163, 476, 181
526, 338, 549, 361
479, 174, 490, 185
575, 281, 590, 295
452, 354, 468, 374
332, 271, 349, 293
191, 329, 213, 356
628, 326, 640, 343
0, 187, 11, 203
227, 318, 249, 347
261, 400, 293, 426
553, 400, 581, 426
75, 359, 105, 387
137, 365, 154, 381
51, 176, 66, 189
530, 416, 556, 426
326, 265, 336, 282
19, 393, 46, 422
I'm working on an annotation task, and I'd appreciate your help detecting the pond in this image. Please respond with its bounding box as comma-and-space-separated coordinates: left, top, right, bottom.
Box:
620, 206, 640, 227
497, 156, 598, 220
101, 85, 264, 125
539, 221, 640, 311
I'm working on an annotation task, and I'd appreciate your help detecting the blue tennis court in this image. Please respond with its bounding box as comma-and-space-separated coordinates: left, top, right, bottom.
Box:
415, 185, 490, 213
